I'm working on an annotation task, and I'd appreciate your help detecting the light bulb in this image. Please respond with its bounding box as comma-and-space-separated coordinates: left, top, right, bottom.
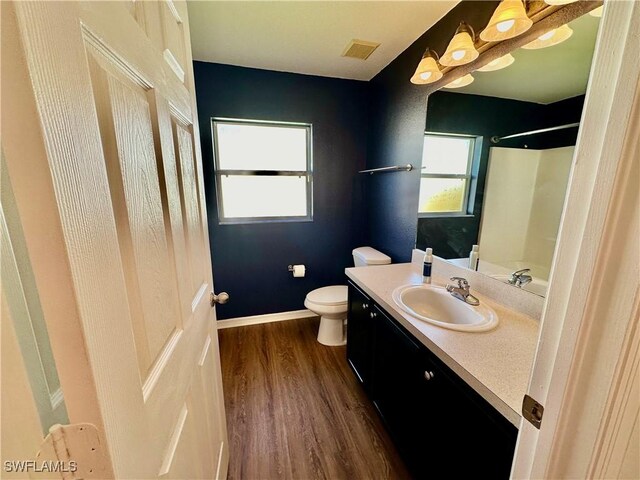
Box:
589, 5, 603, 17
452, 50, 466, 61
420, 72, 432, 81
496, 19, 515, 32
477, 53, 515, 72
522, 24, 573, 50
443, 74, 474, 89
538, 30, 556, 41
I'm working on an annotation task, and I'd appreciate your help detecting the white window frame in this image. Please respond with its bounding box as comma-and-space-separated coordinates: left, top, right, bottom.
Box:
211, 118, 313, 224
418, 132, 475, 218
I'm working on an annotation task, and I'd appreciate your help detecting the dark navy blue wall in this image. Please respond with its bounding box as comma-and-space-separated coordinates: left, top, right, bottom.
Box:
365, 1, 499, 263
194, 62, 369, 320
417, 92, 585, 258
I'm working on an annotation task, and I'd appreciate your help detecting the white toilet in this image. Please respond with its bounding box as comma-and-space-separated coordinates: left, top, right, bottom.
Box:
305, 247, 391, 346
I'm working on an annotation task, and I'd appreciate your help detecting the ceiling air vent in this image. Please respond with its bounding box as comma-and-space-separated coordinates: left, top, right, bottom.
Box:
342, 39, 380, 60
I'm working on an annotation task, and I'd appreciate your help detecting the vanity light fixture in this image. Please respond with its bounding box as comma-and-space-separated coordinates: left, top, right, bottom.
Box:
521, 24, 573, 49
479, 0, 532, 42
440, 22, 479, 67
477, 53, 515, 72
443, 74, 474, 89
410, 48, 443, 85
589, 5, 603, 17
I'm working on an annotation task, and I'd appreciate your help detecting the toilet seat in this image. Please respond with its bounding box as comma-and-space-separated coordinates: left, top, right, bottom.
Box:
305, 285, 347, 307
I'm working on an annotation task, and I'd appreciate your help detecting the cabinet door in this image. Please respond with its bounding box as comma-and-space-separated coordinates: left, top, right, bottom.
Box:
346, 282, 373, 390
371, 305, 516, 479
427, 347, 517, 479
370, 305, 430, 473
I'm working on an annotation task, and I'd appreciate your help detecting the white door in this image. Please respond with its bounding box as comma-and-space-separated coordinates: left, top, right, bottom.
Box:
511, 1, 640, 478
1, 1, 228, 478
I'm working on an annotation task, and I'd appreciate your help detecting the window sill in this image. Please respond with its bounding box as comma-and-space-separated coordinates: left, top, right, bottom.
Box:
219, 217, 313, 225
418, 213, 475, 219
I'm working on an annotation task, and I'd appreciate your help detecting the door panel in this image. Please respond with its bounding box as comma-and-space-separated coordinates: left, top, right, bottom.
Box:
88, 50, 182, 377
199, 333, 228, 477
160, 1, 187, 82
147, 93, 193, 322
189, 356, 216, 479
128, 1, 165, 54
162, 403, 200, 479
2, 1, 228, 478
173, 119, 208, 299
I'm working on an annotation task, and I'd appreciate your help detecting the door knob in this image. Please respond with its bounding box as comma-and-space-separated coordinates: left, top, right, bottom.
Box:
210, 292, 230, 306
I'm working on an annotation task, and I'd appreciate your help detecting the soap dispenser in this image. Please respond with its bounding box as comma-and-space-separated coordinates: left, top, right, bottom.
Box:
469, 244, 479, 271
423, 248, 433, 284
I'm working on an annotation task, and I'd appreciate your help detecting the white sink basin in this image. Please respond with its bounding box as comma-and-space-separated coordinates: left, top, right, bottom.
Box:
392, 284, 498, 332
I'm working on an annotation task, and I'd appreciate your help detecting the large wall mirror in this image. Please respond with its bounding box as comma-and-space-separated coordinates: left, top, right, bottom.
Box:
416, 10, 602, 298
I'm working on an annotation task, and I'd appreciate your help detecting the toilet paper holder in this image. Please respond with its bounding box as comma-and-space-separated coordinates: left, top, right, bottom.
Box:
288, 264, 306, 278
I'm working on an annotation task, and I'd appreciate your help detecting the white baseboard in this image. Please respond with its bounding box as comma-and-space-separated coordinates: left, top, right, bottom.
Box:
216, 309, 318, 330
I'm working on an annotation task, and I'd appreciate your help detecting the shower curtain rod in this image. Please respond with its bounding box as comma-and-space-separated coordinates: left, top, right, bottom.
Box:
358, 164, 413, 175
491, 122, 580, 144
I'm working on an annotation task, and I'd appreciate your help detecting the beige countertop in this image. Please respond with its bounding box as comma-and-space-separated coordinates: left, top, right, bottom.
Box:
345, 263, 540, 427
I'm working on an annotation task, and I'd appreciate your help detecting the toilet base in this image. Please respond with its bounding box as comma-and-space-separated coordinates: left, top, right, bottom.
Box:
317, 315, 347, 346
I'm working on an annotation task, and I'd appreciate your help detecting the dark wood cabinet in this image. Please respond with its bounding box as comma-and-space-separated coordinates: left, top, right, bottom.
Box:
347, 282, 518, 479
346, 282, 374, 391
369, 304, 428, 471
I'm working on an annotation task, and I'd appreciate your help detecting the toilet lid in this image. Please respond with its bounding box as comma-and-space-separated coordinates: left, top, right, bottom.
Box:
306, 285, 348, 306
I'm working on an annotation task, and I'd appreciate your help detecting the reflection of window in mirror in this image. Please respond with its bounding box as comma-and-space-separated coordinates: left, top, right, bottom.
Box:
418, 134, 476, 217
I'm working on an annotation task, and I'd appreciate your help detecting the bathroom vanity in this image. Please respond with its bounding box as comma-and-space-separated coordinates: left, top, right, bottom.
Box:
345, 263, 539, 479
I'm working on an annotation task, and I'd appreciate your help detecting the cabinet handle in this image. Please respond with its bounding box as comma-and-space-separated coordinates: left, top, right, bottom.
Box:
370, 311, 377, 319
362, 302, 369, 309
424, 371, 435, 381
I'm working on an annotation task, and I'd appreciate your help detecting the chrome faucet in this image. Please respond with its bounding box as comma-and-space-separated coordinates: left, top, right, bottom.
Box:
508, 269, 533, 288
446, 277, 480, 306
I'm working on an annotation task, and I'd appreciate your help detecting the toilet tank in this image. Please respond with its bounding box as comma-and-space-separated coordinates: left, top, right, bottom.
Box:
352, 247, 391, 267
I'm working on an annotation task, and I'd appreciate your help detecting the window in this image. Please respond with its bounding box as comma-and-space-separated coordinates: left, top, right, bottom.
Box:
418, 133, 475, 216
212, 119, 313, 224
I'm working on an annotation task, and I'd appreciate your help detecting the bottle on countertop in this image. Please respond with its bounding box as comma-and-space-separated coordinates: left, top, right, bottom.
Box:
469, 244, 479, 271
423, 248, 433, 284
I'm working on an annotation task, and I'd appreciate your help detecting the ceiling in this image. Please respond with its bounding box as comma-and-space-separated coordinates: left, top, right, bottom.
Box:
187, 1, 458, 81
454, 13, 601, 104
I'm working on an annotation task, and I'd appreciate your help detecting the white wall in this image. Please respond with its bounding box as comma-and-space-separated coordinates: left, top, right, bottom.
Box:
478, 148, 539, 268
524, 146, 574, 277
1, 156, 68, 433
478, 146, 574, 280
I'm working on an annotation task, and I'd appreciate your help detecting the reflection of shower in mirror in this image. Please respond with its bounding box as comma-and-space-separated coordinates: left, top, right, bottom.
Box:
477, 145, 574, 289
